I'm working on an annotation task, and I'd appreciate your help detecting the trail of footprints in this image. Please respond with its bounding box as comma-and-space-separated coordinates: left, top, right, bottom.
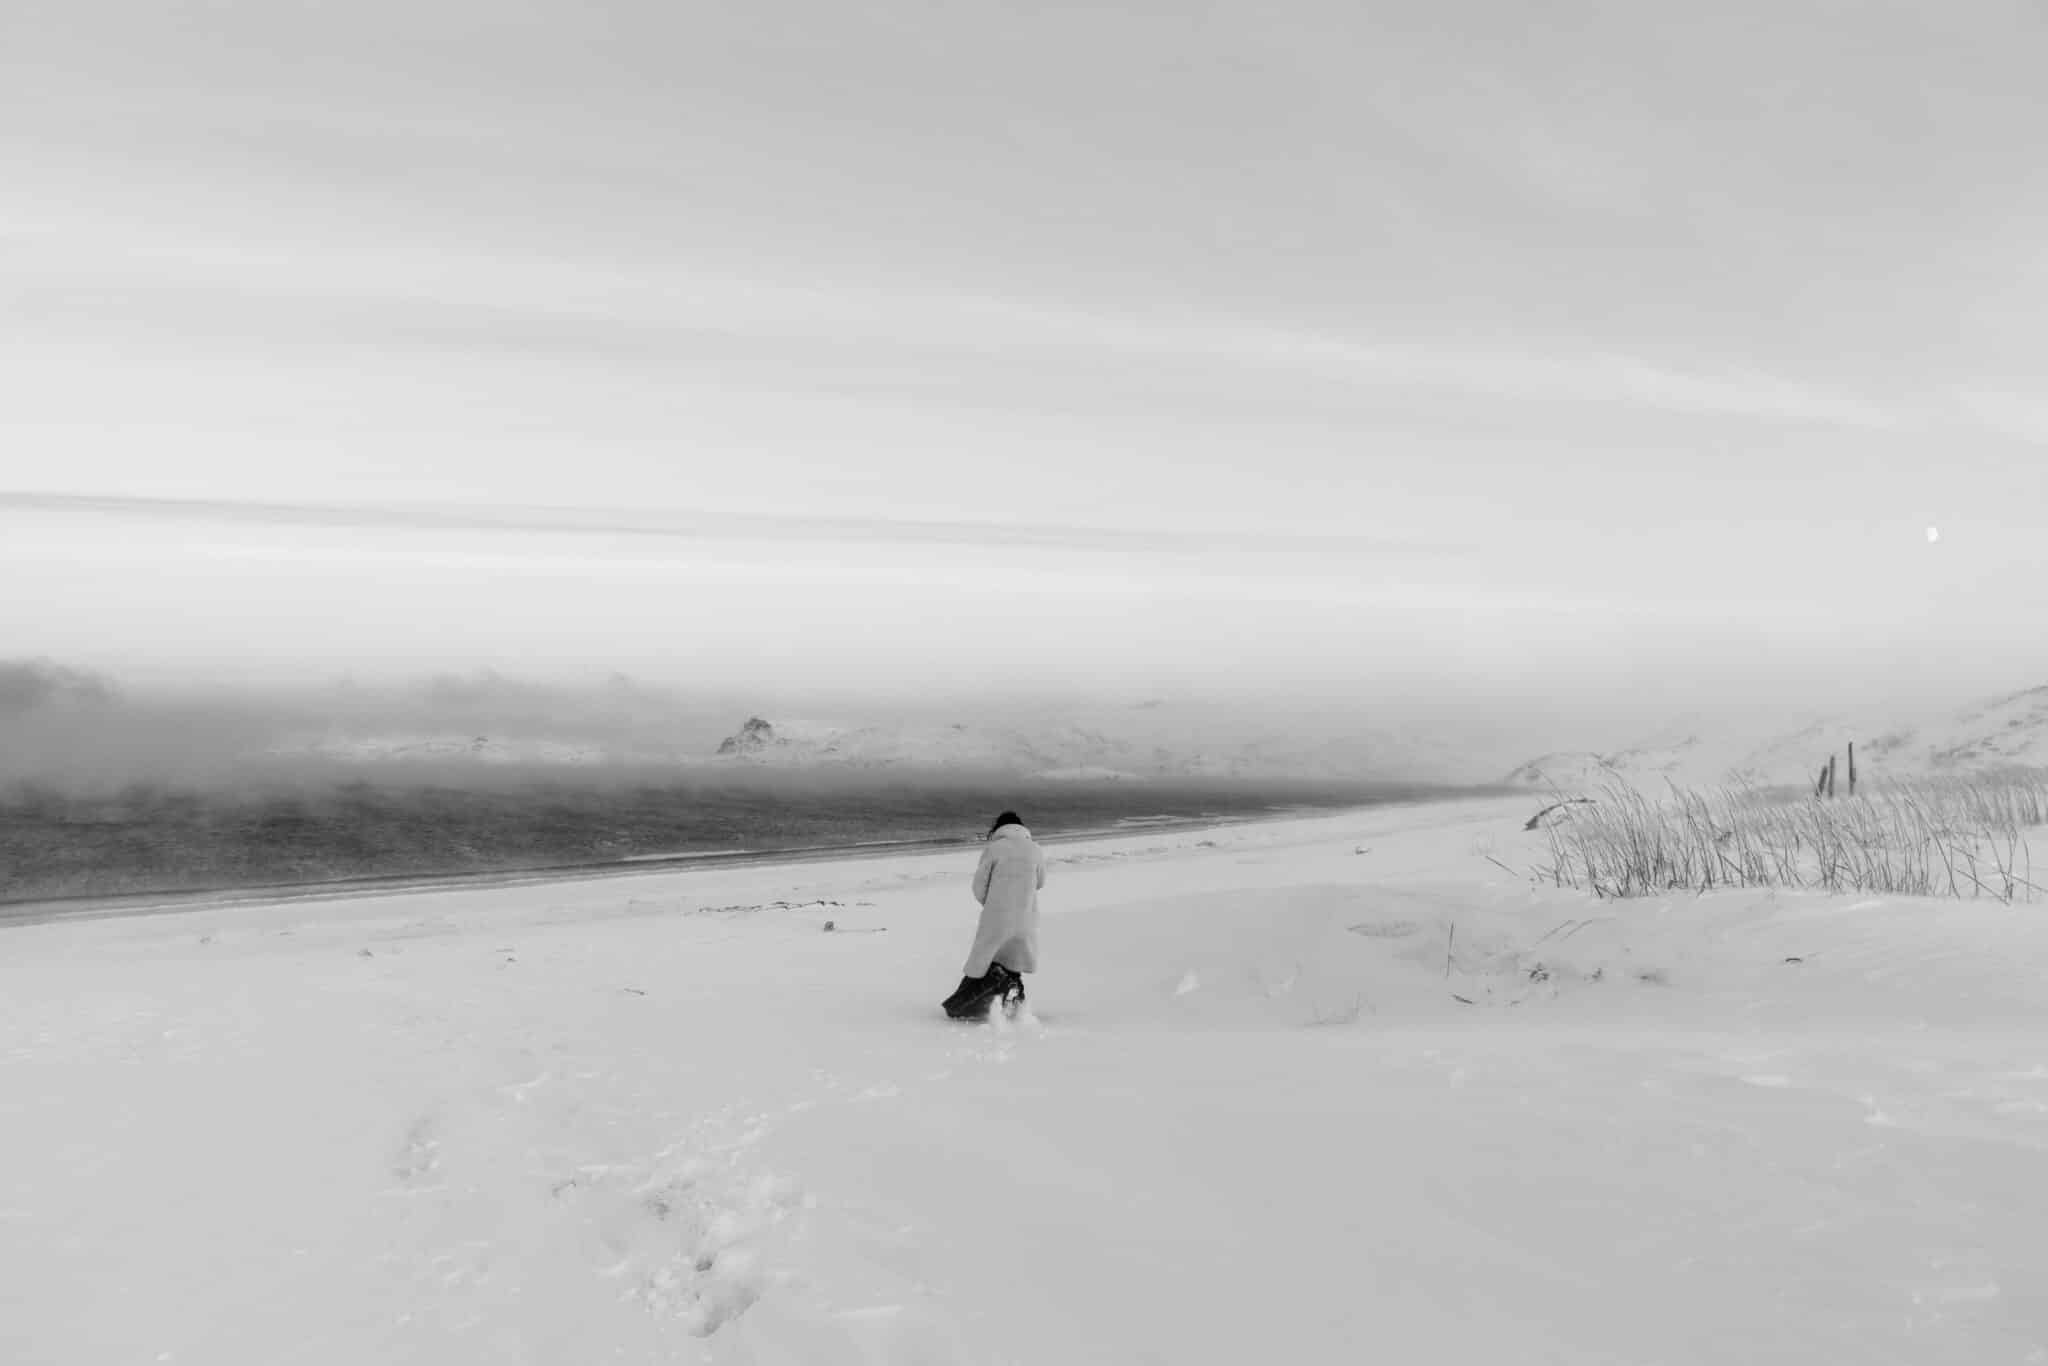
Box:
380, 1009, 1051, 1343
589, 1013, 1047, 1337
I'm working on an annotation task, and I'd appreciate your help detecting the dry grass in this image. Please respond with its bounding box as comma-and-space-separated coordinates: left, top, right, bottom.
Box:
1536, 768, 2048, 903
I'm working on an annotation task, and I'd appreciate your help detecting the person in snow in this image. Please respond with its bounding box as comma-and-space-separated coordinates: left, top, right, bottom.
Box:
941, 811, 1045, 1020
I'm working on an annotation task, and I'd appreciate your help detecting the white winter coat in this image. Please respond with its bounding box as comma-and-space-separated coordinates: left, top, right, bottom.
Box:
963, 824, 1045, 976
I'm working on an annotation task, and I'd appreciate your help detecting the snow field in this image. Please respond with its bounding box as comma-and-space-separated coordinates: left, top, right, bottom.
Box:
3, 798, 2045, 1363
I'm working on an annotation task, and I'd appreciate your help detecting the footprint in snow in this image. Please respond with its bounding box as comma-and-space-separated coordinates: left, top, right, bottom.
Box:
389, 1114, 442, 1189
564, 1122, 811, 1340
498, 1073, 552, 1103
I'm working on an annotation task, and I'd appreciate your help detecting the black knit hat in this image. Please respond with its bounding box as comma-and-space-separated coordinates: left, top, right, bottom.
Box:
988, 810, 1024, 836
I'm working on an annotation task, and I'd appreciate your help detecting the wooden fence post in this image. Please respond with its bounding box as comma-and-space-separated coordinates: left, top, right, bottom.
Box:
1826, 754, 1837, 799
1847, 742, 1856, 797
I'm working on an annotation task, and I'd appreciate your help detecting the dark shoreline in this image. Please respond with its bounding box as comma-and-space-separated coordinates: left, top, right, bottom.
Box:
0, 810, 1249, 928
3, 771, 1499, 916
0, 794, 1489, 930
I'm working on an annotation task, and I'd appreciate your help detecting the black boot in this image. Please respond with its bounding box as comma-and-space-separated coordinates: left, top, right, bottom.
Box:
941, 972, 1000, 1020
992, 964, 1026, 1016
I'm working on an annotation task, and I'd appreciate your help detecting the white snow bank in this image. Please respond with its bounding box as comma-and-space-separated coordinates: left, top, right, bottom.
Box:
3, 796, 2045, 1364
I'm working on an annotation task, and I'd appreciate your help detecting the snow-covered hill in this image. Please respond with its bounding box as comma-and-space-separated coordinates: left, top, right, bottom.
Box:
150, 675, 1532, 787
1507, 682, 2048, 794
245, 711, 1439, 784
1922, 684, 2048, 770
709, 715, 1142, 776
704, 712, 1439, 782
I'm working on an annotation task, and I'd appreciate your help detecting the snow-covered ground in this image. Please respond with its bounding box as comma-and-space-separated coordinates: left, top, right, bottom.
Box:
5, 796, 2047, 1364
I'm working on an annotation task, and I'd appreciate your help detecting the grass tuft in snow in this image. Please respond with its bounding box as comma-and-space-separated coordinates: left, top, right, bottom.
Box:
1536, 769, 2048, 903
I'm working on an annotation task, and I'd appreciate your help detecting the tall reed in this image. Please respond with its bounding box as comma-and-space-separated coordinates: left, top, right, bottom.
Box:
1536, 769, 2048, 902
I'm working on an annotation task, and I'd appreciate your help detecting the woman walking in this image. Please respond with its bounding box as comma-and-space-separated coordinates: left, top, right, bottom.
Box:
941, 811, 1045, 1020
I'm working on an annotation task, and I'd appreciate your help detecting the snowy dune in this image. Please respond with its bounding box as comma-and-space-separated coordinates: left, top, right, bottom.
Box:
1506, 683, 2048, 796
5, 797, 2047, 1364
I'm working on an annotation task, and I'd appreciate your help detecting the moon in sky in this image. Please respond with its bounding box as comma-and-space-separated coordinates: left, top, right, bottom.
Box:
1926, 526, 1941, 543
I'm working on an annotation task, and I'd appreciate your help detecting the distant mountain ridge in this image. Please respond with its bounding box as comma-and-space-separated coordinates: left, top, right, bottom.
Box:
704, 714, 1399, 781
256, 705, 1467, 784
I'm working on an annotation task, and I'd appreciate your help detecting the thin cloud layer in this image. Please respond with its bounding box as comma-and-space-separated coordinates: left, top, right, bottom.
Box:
4, 0, 2045, 720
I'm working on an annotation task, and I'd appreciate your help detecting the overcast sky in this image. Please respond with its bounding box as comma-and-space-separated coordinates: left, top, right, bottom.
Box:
4, 2, 2044, 724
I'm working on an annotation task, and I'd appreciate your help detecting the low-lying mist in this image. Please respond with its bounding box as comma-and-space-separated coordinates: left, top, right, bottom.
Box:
0, 656, 1548, 793
0, 661, 745, 791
